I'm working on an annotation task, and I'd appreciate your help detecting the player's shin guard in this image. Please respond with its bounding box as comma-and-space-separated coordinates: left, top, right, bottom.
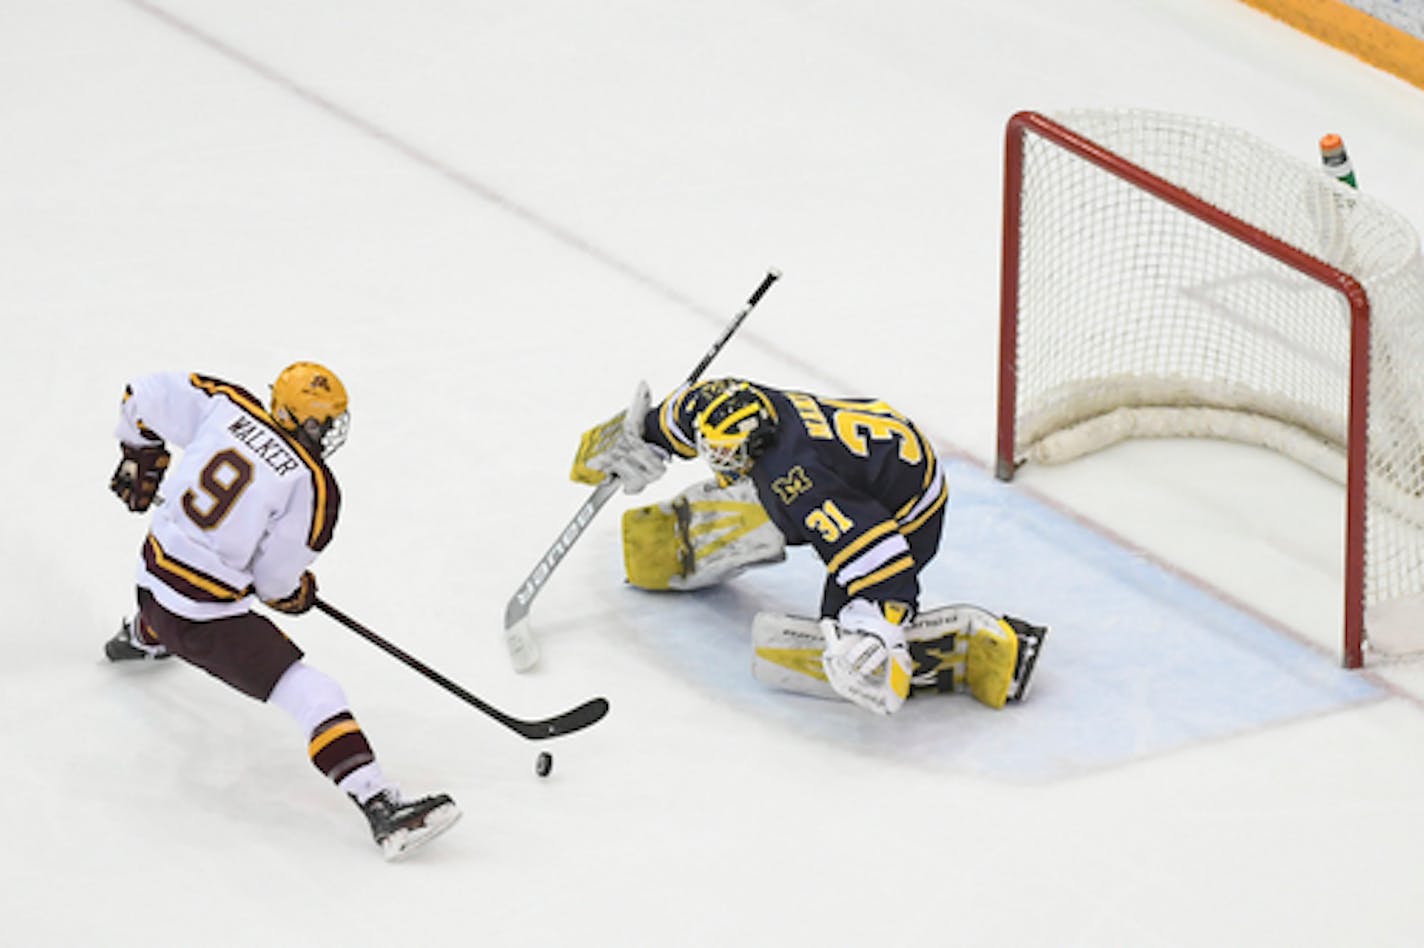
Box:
269, 662, 381, 790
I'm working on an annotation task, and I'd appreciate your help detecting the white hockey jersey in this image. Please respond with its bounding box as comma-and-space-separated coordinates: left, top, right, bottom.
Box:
116, 372, 341, 621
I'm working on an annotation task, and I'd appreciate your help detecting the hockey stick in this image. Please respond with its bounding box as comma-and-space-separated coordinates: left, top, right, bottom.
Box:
503, 267, 782, 671
315, 598, 609, 740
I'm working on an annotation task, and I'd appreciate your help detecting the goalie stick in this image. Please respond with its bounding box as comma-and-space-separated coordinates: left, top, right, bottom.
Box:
503, 267, 783, 671
315, 599, 609, 740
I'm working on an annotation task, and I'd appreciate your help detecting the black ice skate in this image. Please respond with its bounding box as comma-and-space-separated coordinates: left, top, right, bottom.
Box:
1003, 616, 1048, 702
104, 618, 171, 662
354, 789, 461, 861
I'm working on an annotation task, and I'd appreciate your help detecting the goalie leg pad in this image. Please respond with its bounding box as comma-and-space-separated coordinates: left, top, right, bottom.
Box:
753, 605, 1048, 708
964, 615, 1019, 710
752, 607, 965, 701
622, 478, 786, 591
751, 612, 838, 699
904, 606, 969, 695
621, 501, 685, 590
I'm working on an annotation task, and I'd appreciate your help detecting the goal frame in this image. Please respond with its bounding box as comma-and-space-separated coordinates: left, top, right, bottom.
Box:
995, 110, 1372, 668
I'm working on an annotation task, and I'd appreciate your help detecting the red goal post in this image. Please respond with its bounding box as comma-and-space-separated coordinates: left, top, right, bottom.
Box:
996, 109, 1424, 669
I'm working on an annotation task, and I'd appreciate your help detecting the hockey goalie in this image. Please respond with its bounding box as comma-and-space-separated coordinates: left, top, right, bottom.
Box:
572, 377, 1047, 716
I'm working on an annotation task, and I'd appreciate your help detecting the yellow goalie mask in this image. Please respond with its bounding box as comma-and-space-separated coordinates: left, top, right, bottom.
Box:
693, 380, 778, 475
271, 361, 350, 458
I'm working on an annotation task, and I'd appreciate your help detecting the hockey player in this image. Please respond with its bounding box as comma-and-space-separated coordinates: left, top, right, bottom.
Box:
105, 364, 460, 860
572, 378, 1044, 716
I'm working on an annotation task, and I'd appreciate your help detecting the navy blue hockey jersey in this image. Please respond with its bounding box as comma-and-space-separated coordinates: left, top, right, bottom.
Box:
641, 380, 947, 610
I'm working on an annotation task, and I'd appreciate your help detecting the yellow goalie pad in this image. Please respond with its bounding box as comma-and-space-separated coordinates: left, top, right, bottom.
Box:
621, 501, 687, 590
622, 479, 785, 591
965, 616, 1020, 709
753, 606, 1043, 709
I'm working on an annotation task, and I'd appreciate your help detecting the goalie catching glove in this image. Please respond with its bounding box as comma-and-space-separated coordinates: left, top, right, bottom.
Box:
109, 441, 170, 513
570, 380, 669, 495
820, 598, 914, 716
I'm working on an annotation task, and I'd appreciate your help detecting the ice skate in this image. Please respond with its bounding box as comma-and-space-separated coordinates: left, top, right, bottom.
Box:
354, 789, 461, 861
104, 617, 170, 662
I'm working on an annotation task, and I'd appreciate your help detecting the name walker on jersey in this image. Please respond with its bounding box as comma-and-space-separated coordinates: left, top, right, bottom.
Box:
228, 417, 301, 476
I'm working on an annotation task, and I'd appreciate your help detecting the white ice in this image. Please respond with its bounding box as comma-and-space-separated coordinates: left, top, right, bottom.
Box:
4, 1, 1424, 945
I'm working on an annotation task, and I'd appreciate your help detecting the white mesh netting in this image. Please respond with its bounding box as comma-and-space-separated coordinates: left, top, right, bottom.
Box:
1009, 109, 1424, 657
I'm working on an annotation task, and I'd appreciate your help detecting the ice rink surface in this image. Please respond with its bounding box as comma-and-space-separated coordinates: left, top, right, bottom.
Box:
4, 1, 1424, 945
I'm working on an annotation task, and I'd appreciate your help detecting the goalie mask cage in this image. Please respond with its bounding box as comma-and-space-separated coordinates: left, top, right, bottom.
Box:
996, 109, 1424, 669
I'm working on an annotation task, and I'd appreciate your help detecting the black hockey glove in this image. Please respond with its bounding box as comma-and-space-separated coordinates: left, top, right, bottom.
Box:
109, 442, 170, 513
265, 571, 318, 615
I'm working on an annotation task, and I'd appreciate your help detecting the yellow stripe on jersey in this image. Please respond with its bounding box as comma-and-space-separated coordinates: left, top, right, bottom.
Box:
916, 440, 940, 495
145, 534, 251, 602
894, 442, 943, 525
188, 374, 333, 550
825, 519, 899, 575
847, 555, 915, 597
900, 477, 948, 535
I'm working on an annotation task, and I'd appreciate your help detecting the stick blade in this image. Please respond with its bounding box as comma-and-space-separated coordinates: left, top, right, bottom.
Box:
533, 696, 610, 739
503, 614, 540, 672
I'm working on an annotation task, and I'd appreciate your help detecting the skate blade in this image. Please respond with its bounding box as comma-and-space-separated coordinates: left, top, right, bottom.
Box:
379, 803, 463, 862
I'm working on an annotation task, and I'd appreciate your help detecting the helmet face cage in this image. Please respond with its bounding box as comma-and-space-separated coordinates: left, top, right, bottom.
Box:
694, 382, 776, 474
697, 429, 752, 474
277, 406, 350, 458
301, 412, 350, 458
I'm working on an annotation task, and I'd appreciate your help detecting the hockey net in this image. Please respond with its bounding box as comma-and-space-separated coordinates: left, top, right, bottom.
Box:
996, 109, 1424, 668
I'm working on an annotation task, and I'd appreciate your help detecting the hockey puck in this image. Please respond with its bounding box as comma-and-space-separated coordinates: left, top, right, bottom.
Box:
535, 751, 553, 778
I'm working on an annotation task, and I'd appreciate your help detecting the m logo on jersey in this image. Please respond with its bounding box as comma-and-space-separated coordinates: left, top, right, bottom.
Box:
772, 465, 812, 505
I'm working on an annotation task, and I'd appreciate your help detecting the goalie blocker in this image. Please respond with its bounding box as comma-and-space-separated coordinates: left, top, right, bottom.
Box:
751, 605, 1047, 711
